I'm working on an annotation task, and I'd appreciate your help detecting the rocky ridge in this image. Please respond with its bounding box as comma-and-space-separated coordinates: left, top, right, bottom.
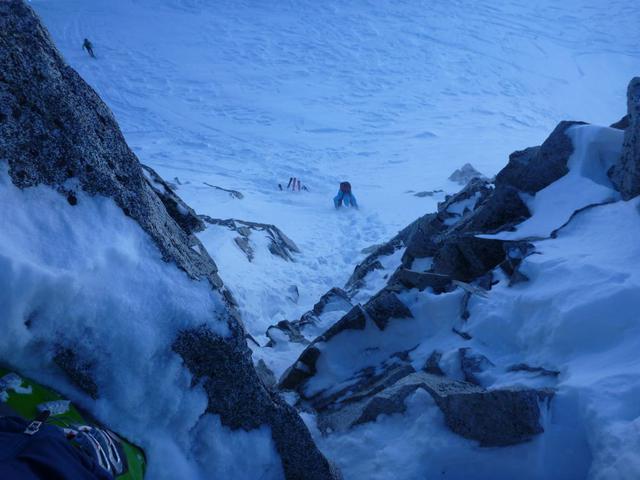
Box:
274, 79, 640, 448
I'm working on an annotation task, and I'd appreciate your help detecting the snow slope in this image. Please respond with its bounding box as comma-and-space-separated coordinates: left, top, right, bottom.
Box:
469, 197, 640, 480
31, 0, 640, 338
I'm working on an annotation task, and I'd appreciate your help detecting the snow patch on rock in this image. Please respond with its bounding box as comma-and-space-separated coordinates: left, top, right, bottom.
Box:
0, 165, 284, 480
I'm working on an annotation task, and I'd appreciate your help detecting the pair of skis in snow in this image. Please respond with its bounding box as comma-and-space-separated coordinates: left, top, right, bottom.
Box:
280, 177, 308, 191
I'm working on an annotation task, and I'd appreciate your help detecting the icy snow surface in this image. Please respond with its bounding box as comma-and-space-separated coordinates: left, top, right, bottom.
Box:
23, 1, 640, 479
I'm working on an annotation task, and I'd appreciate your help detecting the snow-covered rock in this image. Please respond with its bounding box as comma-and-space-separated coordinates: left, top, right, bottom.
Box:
400, 177, 529, 270
277, 291, 413, 394
266, 288, 353, 346
310, 288, 353, 319
0, 2, 338, 479
199, 216, 300, 263
495, 121, 586, 195
345, 236, 405, 294
267, 320, 309, 347
344, 212, 441, 301
278, 90, 640, 477
448, 163, 486, 186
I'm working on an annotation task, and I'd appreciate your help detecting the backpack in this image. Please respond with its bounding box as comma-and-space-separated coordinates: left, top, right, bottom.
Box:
0, 415, 113, 480
0, 369, 146, 480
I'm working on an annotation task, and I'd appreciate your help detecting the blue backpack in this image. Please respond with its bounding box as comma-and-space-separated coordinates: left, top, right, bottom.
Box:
0, 414, 113, 480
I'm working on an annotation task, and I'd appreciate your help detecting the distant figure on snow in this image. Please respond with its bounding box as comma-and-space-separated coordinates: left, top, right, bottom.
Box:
82, 38, 95, 58
334, 181, 358, 209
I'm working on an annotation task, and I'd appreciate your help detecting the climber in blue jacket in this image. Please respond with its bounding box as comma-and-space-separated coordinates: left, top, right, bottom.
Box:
334, 181, 358, 209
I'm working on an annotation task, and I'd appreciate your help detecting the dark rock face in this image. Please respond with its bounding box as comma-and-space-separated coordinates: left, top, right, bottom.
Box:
401, 213, 444, 261
174, 327, 339, 480
393, 182, 530, 287
507, 363, 560, 378
0, 3, 338, 478
323, 305, 368, 342
173, 327, 275, 432
423, 351, 445, 376
495, 121, 586, 194
279, 346, 323, 391
403, 193, 525, 282
456, 185, 530, 234
610, 114, 630, 130
53, 346, 98, 400
363, 290, 413, 330
437, 384, 553, 446
141, 164, 205, 235
459, 348, 495, 386
389, 269, 452, 293
609, 77, 640, 200
431, 237, 506, 282
346, 213, 427, 292
400, 179, 528, 273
